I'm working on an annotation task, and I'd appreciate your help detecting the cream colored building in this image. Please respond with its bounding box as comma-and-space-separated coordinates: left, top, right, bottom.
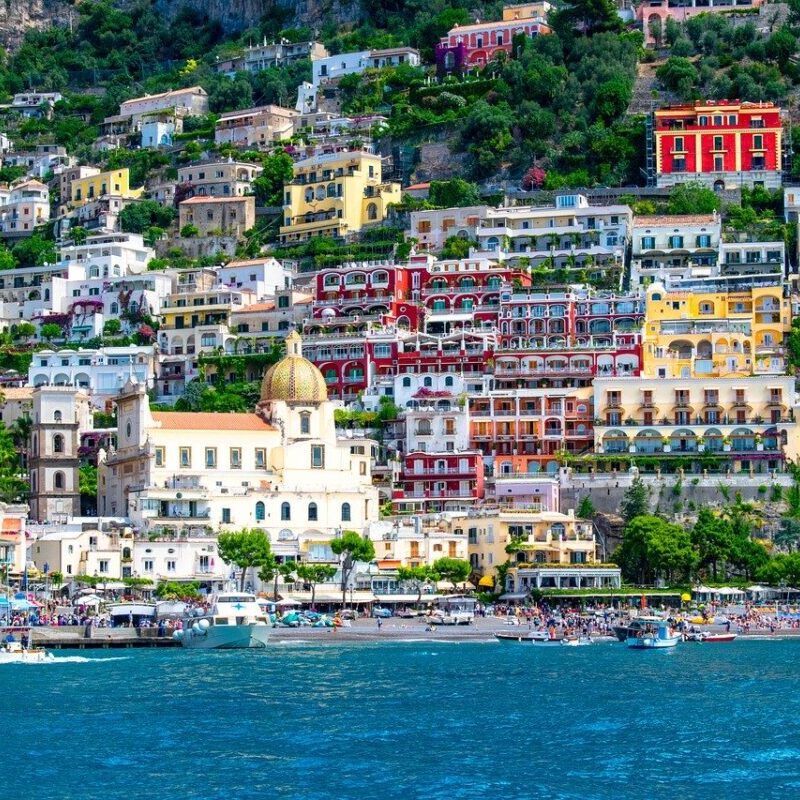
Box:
0, 504, 30, 577
98, 332, 380, 562
177, 159, 262, 198
0, 387, 33, 428
594, 374, 797, 472
214, 105, 299, 148
279, 149, 400, 244
32, 523, 129, 580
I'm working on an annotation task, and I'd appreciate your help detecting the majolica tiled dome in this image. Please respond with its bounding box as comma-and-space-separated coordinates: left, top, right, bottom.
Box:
260, 331, 327, 404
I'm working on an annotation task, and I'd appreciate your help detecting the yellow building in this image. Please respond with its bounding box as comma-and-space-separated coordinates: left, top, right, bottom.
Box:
642, 282, 790, 378
70, 168, 142, 208
279, 149, 400, 244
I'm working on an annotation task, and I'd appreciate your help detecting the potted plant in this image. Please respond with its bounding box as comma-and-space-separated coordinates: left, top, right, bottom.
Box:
755, 433, 764, 451
722, 436, 732, 452
661, 436, 671, 453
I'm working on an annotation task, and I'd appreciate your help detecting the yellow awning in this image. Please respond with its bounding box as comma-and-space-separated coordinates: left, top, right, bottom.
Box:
478, 576, 495, 587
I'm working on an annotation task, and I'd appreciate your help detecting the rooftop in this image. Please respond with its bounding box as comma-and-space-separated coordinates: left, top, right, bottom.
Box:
634, 214, 719, 226
179, 195, 254, 205
151, 412, 275, 431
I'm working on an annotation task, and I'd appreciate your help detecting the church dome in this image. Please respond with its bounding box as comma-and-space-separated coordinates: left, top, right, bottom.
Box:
260, 331, 327, 404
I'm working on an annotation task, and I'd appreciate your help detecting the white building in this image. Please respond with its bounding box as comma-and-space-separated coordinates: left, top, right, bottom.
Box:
58, 232, 154, 277
0, 133, 12, 154
9, 92, 63, 118
117, 87, 209, 126
216, 258, 292, 298
177, 159, 262, 198
141, 118, 175, 148
312, 48, 420, 87
99, 332, 380, 562
214, 105, 299, 148
630, 214, 721, 287
31, 520, 129, 580
29, 346, 157, 407
475, 194, 631, 283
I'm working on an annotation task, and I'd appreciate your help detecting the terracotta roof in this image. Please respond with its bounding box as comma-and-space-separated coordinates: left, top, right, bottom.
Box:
151, 412, 276, 431
223, 258, 279, 267
2, 518, 21, 531
235, 302, 276, 313
121, 86, 206, 107
294, 297, 313, 305
0, 387, 33, 400
405, 182, 430, 191
179, 195, 253, 205
634, 215, 718, 226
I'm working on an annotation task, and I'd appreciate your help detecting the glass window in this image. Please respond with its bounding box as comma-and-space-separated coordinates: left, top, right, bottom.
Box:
308, 502, 318, 521
205, 448, 217, 468
300, 413, 310, 435
341, 502, 351, 522
155, 447, 165, 467
230, 448, 241, 468
281, 502, 291, 521
255, 448, 266, 468
255, 501, 265, 521
180, 447, 191, 467
311, 445, 324, 468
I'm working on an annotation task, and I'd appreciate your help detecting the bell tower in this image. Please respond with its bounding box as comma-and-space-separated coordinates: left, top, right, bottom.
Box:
28, 386, 88, 522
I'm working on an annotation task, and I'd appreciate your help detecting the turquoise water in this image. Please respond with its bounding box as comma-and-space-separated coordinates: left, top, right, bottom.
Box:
3, 639, 800, 800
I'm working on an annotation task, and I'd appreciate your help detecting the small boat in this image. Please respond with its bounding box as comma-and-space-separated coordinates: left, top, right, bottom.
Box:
626, 620, 681, 649
174, 592, 271, 649
0, 638, 54, 664
686, 631, 738, 643
561, 636, 593, 647
495, 630, 562, 644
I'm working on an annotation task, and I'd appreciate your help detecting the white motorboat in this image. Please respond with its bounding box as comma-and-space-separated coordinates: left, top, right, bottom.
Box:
175, 592, 271, 649
0, 639, 55, 664
561, 636, 593, 647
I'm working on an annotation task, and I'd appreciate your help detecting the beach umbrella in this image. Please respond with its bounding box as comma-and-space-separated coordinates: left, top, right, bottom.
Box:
277, 598, 301, 607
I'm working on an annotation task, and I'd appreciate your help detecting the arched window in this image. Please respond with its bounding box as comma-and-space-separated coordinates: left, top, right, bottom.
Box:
54, 410, 62, 422
341, 502, 351, 522
402, 376, 411, 387
300, 412, 310, 435
367, 202, 378, 220
444, 376, 454, 387
255, 501, 265, 521
423, 376, 432, 387
54, 471, 64, 490
110, 302, 119, 314
53, 434, 64, 453
281, 502, 291, 521
308, 502, 318, 521
122, 547, 131, 560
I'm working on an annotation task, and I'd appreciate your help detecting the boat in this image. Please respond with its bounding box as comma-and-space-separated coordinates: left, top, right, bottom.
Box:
174, 592, 271, 649
612, 616, 669, 642
106, 601, 157, 627
626, 620, 681, 649
561, 636, 593, 647
0, 633, 54, 664
425, 595, 475, 625
495, 630, 562, 644
686, 631, 738, 643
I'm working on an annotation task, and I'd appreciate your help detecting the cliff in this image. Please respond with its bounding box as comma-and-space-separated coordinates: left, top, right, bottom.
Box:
0, 0, 72, 51
151, 0, 363, 33
0, 0, 364, 52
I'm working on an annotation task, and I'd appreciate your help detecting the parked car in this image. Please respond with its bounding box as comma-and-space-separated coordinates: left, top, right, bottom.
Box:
372, 606, 392, 618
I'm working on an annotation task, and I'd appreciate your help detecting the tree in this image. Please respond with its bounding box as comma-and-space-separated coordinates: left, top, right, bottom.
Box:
180, 223, 200, 238
656, 57, 699, 98
330, 530, 375, 606
119, 200, 175, 234
428, 179, 481, 208
12, 235, 56, 267
620, 476, 650, 523
0, 243, 16, 271
40, 322, 62, 342
397, 564, 438, 605
217, 528, 273, 591
439, 235, 473, 260
12, 322, 35, 342
577, 495, 596, 519
103, 319, 122, 336
431, 557, 471, 590
553, 0, 624, 34
251, 150, 294, 206
668, 182, 721, 215
295, 563, 337, 607
691, 508, 733, 580
614, 515, 696, 584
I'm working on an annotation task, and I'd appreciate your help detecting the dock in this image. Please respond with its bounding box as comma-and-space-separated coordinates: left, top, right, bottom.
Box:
30, 626, 180, 649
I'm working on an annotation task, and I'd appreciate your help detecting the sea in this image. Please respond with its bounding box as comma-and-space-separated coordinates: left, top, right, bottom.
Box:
2, 638, 800, 800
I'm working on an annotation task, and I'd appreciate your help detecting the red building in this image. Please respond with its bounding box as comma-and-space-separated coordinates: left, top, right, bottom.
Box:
494, 288, 644, 388
654, 100, 783, 189
393, 450, 485, 512
312, 262, 421, 330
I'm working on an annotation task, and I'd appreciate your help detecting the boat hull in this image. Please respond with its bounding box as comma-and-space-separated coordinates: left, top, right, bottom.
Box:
181, 623, 271, 650
0, 649, 54, 664
627, 636, 680, 649
495, 632, 562, 644
688, 633, 737, 643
